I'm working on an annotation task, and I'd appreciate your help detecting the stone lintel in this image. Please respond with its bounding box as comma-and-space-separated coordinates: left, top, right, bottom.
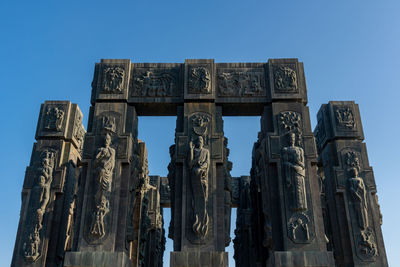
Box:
170, 251, 228, 267
267, 251, 335, 267
63, 251, 132, 267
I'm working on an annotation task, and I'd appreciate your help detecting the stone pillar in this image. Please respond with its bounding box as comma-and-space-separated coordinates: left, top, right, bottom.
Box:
315, 101, 388, 266
12, 101, 85, 267
170, 59, 229, 267
233, 176, 256, 267
253, 59, 334, 266
64, 59, 137, 267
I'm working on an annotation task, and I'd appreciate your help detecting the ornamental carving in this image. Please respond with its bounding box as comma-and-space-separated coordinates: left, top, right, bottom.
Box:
282, 132, 307, 212
133, 70, 178, 97
288, 212, 310, 243
102, 66, 125, 94
345, 151, 377, 261
73, 112, 85, 153
43, 106, 64, 132
274, 65, 298, 92
101, 116, 116, 134
191, 113, 211, 137
279, 111, 302, 136
218, 71, 263, 96
335, 106, 356, 129
188, 67, 211, 94
23, 150, 56, 262
188, 135, 210, 239
89, 134, 115, 239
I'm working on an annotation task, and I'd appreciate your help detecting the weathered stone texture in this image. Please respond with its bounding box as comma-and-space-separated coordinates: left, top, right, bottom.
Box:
11, 59, 388, 267
315, 101, 388, 267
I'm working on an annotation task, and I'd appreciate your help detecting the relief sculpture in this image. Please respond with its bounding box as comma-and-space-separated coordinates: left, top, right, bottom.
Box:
90, 133, 115, 239
345, 151, 377, 260
282, 132, 307, 211
23, 150, 56, 262
188, 67, 211, 94
133, 70, 178, 97
43, 106, 64, 132
218, 71, 263, 96
188, 136, 210, 239
102, 66, 125, 93
274, 65, 298, 92
335, 107, 356, 129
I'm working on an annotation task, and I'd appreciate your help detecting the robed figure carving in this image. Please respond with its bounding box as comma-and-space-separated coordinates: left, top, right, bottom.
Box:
188, 136, 210, 239
90, 133, 115, 238
348, 167, 368, 230
282, 132, 307, 211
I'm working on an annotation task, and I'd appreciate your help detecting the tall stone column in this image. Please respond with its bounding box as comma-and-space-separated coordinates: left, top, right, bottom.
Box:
253, 59, 334, 266
12, 101, 85, 267
315, 101, 388, 266
64, 59, 137, 267
170, 59, 229, 267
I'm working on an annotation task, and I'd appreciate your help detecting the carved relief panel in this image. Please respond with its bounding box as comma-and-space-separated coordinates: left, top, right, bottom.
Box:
184, 60, 215, 100
186, 112, 212, 243
268, 59, 307, 102
92, 59, 131, 101
131, 66, 181, 98
340, 149, 378, 261
22, 149, 57, 262
217, 68, 266, 97
278, 111, 314, 244
36, 102, 69, 138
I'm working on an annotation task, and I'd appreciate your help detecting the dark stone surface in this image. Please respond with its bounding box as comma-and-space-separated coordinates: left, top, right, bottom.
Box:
315, 101, 388, 267
11, 60, 388, 267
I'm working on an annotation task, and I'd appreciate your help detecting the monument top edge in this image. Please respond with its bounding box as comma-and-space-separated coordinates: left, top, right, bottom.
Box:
99, 58, 301, 64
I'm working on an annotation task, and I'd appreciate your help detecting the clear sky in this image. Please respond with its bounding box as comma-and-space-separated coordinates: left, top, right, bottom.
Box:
1, 0, 399, 266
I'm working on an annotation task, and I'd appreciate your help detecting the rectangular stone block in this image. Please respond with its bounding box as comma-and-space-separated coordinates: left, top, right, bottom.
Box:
170, 251, 228, 267
267, 251, 335, 267
63, 251, 132, 267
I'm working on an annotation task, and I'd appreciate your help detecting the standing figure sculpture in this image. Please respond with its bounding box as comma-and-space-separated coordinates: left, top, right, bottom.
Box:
90, 133, 115, 238
188, 136, 210, 239
282, 132, 307, 211
24, 150, 55, 262
348, 167, 368, 230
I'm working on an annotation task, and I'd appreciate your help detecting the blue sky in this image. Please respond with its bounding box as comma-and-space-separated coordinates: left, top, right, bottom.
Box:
1, 0, 399, 266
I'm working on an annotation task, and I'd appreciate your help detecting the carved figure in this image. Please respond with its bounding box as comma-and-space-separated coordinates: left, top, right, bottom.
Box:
43, 106, 64, 131
73, 113, 85, 153
133, 70, 177, 97
335, 107, 356, 129
90, 133, 115, 238
102, 116, 116, 133
282, 133, 307, 211
218, 71, 263, 96
23, 150, 55, 262
24, 229, 40, 262
348, 167, 368, 230
274, 65, 298, 92
358, 228, 377, 259
103, 66, 124, 93
189, 67, 211, 94
188, 136, 210, 238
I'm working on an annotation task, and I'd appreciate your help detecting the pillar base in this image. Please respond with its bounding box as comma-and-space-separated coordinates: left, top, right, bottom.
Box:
170, 251, 228, 267
267, 251, 335, 267
63, 251, 132, 267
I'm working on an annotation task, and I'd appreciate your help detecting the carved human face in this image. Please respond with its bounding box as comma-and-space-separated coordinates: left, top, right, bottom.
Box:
195, 137, 204, 148
349, 167, 359, 177
288, 133, 296, 146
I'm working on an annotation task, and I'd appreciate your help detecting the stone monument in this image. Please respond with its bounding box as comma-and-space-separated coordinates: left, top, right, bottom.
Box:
11, 59, 387, 267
